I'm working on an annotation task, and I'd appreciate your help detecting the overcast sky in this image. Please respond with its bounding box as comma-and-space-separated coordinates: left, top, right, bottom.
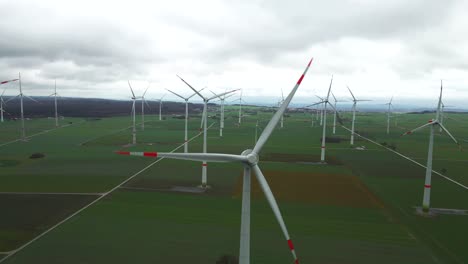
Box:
0, 0, 467, 108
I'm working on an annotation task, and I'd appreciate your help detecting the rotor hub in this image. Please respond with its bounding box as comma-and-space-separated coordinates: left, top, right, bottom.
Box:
241, 149, 259, 165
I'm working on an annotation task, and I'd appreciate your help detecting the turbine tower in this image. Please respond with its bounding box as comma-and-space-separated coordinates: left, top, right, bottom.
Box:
49, 80, 60, 127
401, 80, 460, 213
385, 96, 393, 134
330, 92, 344, 135
211, 90, 235, 137
140, 83, 151, 131
347, 86, 371, 145
177, 75, 238, 188
166, 88, 204, 153
117, 57, 314, 264
7, 73, 39, 140
157, 94, 165, 121
128, 81, 141, 145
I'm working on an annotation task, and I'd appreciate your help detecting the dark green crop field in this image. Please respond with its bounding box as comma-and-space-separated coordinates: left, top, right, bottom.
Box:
0, 108, 467, 263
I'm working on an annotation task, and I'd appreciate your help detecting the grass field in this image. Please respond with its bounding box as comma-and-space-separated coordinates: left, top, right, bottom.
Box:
0, 107, 467, 263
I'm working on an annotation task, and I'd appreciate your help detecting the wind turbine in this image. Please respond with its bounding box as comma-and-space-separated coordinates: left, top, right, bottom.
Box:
49, 80, 60, 127
128, 81, 141, 145
231, 89, 245, 125
385, 96, 394, 134
157, 94, 166, 121
306, 77, 333, 162
177, 75, 238, 188
1, 78, 19, 122
347, 86, 371, 145
401, 80, 460, 213
7, 73, 39, 140
211, 90, 235, 137
141, 83, 151, 131
117, 57, 314, 264
166, 87, 204, 153
330, 92, 345, 135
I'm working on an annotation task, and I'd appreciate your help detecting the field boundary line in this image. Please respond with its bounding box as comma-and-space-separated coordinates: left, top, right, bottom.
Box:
0, 120, 86, 148
0, 192, 104, 196
0, 122, 215, 263
341, 125, 468, 190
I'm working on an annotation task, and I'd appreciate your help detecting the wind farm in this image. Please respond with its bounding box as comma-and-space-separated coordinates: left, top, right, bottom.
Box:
0, 1, 468, 264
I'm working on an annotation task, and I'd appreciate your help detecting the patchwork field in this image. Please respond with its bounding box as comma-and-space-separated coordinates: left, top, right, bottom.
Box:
0, 108, 467, 263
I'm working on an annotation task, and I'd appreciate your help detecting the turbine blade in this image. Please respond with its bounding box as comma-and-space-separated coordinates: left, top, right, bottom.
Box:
436, 80, 443, 119
326, 75, 333, 101
188, 87, 205, 100
305, 101, 324, 107
166, 89, 186, 100
128, 81, 136, 98
331, 91, 337, 102
253, 57, 313, 154
144, 99, 151, 109
438, 123, 460, 146
116, 151, 247, 163
252, 165, 299, 263
347, 86, 356, 101
281, 88, 284, 100
401, 122, 433, 136
24, 95, 40, 104
0, 79, 19, 85
5, 94, 20, 103
208, 89, 239, 101
177, 75, 206, 100
142, 83, 150, 97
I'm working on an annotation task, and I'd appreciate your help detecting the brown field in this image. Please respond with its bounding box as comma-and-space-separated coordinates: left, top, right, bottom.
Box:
233, 171, 384, 208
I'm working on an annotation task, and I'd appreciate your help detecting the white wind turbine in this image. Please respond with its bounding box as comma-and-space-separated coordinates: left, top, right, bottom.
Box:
49, 80, 60, 127
177, 75, 238, 188
157, 94, 166, 121
306, 76, 333, 162
7, 73, 39, 140
330, 92, 345, 135
385, 96, 394, 135
1, 78, 19, 123
166, 87, 204, 153
231, 89, 245, 125
401, 81, 460, 213
211, 90, 235, 137
128, 81, 141, 145
347, 86, 371, 145
140, 83, 151, 131
117, 57, 314, 264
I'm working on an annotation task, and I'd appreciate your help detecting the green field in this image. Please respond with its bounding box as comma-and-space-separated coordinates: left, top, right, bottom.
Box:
0, 108, 467, 263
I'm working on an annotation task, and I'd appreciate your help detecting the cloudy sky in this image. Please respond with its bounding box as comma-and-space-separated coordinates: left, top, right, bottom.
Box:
0, 0, 467, 108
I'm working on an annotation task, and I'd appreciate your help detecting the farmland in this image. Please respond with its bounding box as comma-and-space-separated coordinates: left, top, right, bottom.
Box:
0, 108, 467, 263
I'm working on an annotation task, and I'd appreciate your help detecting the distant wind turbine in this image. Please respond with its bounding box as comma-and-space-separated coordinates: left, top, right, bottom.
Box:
7, 73, 39, 140
49, 80, 60, 127
141, 83, 151, 130
347, 86, 371, 145
385, 96, 394, 134
166, 88, 204, 153
401, 80, 460, 213
127, 81, 141, 145
177, 75, 238, 188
